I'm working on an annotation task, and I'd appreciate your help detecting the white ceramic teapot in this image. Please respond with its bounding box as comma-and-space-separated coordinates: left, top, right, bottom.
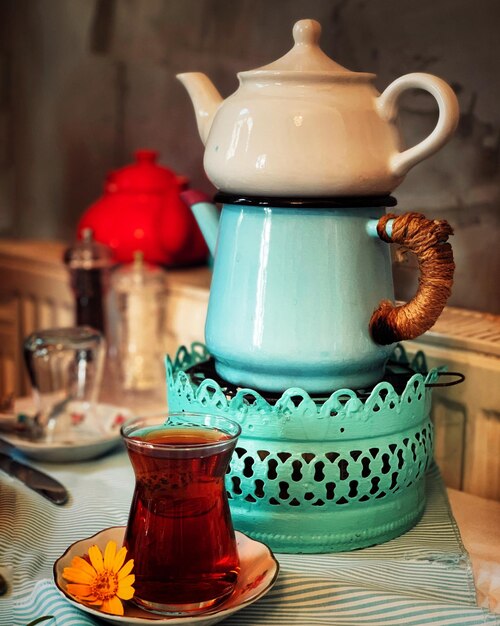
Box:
178, 19, 459, 197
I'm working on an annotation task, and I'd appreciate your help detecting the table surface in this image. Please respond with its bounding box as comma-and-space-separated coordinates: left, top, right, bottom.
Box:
2, 443, 499, 625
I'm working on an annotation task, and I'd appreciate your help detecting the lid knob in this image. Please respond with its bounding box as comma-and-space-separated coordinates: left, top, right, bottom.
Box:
249, 18, 348, 74
293, 19, 321, 46
81, 227, 94, 243
135, 149, 158, 164
133, 249, 144, 269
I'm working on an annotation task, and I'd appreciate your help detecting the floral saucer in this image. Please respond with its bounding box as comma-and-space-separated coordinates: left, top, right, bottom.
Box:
53, 526, 279, 625
1, 398, 133, 462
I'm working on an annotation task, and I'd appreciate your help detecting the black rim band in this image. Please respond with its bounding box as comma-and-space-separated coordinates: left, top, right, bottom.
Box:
214, 192, 397, 208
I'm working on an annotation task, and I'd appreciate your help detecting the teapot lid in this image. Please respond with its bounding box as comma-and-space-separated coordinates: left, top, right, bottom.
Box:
107, 150, 179, 193
240, 19, 372, 79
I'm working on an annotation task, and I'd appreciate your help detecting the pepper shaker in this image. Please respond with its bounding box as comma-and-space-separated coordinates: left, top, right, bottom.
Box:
63, 228, 114, 334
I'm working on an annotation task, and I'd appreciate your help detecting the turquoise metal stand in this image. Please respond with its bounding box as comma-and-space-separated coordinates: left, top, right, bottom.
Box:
166, 344, 436, 554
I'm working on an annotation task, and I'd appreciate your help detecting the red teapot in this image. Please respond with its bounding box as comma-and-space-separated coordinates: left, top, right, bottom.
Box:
77, 150, 208, 266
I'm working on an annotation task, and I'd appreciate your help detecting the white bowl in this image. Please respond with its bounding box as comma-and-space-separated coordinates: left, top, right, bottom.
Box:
53, 526, 279, 625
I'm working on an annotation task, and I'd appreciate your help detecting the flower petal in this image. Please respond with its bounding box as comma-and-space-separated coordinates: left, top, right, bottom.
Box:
117, 576, 135, 600
117, 559, 134, 580
112, 546, 127, 573
116, 585, 134, 600
71, 555, 97, 578
101, 596, 124, 616
118, 574, 135, 588
63, 567, 95, 584
68, 593, 101, 606
66, 583, 93, 598
88, 545, 104, 573
103, 540, 117, 571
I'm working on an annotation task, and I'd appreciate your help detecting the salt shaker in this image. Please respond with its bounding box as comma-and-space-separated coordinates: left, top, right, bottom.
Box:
63, 228, 114, 334
110, 252, 167, 391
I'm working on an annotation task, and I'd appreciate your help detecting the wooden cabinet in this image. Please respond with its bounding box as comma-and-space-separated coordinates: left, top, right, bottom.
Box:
0, 240, 74, 397
404, 306, 500, 501
404, 342, 500, 502
0, 239, 209, 398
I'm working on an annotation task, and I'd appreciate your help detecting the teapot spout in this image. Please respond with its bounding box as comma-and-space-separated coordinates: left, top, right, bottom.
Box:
177, 72, 223, 145
181, 190, 219, 257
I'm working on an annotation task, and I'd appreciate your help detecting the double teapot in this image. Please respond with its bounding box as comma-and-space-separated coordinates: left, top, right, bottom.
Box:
178, 19, 459, 393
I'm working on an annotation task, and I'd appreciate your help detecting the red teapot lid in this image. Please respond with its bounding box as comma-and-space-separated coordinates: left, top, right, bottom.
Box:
106, 149, 179, 193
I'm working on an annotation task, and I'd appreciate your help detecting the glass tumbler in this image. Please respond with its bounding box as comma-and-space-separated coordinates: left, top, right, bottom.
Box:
121, 413, 241, 615
23, 327, 105, 438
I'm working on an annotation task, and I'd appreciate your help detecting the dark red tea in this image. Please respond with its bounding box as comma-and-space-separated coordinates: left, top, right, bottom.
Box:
123, 424, 240, 612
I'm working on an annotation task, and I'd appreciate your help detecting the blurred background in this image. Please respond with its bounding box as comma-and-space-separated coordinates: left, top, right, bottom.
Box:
0, 0, 499, 312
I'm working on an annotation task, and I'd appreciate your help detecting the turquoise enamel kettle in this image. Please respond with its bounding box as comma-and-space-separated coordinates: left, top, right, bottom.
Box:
178, 19, 458, 393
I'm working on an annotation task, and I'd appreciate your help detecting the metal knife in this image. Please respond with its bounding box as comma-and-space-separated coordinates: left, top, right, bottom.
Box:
0, 440, 68, 505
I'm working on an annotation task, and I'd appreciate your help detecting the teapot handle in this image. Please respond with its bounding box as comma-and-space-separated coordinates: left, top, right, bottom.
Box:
369, 212, 455, 345
377, 73, 459, 177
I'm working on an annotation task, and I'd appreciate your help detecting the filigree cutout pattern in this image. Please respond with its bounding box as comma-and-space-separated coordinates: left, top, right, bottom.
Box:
226, 423, 433, 507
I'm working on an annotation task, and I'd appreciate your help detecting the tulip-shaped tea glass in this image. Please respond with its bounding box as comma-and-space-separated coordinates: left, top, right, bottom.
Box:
121, 413, 241, 615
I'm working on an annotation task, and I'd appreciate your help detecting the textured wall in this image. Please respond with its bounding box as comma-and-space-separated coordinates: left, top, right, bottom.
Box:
0, 0, 499, 312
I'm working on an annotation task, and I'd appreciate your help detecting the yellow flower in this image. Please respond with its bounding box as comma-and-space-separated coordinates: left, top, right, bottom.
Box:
62, 540, 135, 616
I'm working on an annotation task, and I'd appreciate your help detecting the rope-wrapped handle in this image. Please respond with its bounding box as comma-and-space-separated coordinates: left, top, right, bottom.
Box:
369, 212, 455, 345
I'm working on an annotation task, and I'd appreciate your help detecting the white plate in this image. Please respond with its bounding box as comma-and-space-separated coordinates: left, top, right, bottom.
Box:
1, 398, 133, 462
54, 526, 279, 625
